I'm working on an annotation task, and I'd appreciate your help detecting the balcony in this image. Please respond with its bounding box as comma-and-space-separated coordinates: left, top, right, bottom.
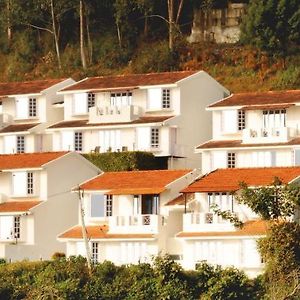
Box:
89, 105, 142, 123
242, 127, 297, 144
108, 214, 161, 234
183, 212, 239, 232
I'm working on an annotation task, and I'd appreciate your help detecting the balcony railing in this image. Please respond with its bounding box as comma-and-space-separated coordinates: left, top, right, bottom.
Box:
183, 212, 238, 232
89, 105, 142, 123
108, 214, 161, 233
242, 127, 297, 143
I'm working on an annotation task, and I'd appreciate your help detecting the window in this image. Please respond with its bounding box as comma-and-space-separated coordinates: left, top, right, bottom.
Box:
88, 93, 95, 109
208, 192, 234, 212
99, 130, 121, 152
14, 216, 20, 239
227, 152, 236, 168
106, 195, 113, 217
110, 91, 132, 107
151, 128, 159, 148
16, 136, 25, 153
29, 98, 37, 117
27, 172, 33, 195
74, 132, 82, 151
238, 110, 245, 130
91, 242, 98, 264
263, 109, 286, 128
162, 89, 170, 108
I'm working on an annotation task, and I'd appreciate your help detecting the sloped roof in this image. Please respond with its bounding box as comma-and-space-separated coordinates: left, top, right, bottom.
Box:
80, 169, 192, 193
177, 220, 268, 237
0, 201, 42, 213
60, 71, 197, 92
196, 137, 300, 150
0, 123, 40, 134
208, 90, 300, 108
59, 225, 155, 239
0, 79, 67, 97
48, 116, 173, 129
0, 152, 68, 170
182, 167, 300, 193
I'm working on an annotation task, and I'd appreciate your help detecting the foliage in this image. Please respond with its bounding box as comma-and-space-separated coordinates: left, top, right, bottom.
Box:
0, 255, 263, 299
240, 0, 300, 56
258, 222, 300, 299
236, 177, 300, 221
83, 151, 168, 171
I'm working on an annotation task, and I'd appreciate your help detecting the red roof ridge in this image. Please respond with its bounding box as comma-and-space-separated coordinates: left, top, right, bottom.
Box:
233, 89, 300, 96
0, 78, 67, 85
214, 166, 300, 171
84, 70, 196, 80
102, 169, 193, 175
0, 151, 68, 158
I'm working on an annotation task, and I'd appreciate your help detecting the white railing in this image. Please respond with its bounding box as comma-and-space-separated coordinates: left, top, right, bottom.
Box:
89, 105, 142, 123
242, 127, 297, 143
183, 212, 237, 232
108, 214, 160, 233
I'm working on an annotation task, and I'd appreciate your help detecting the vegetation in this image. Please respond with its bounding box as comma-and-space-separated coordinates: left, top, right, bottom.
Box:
83, 151, 168, 171
0, 255, 263, 300
0, 0, 298, 92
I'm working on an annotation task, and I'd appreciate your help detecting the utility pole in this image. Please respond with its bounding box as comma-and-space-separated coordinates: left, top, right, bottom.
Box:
78, 185, 92, 272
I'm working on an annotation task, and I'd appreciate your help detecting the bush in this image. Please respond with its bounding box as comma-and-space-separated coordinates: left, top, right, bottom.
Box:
83, 151, 168, 171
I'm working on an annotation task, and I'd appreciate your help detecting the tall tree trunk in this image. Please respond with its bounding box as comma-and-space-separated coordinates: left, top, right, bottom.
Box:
50, 0, 62, 70
116, 21, 122, 48
80, 0, 87, 70
7, 0, 12, 45
167, 0, 174, 51
86, 6, 93, 65
144, 15, 149, 37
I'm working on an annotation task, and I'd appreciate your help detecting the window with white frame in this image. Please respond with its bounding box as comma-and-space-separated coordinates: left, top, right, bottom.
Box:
29, 98, 37, 117
208, 192, 234, 212
238, 110, 245, 130
91, 242, 99, 264
27, 172, 34, 195
16, 136, 25, 153
162, 89, 171, 108
88, 93, 96, 109
147, 88, 172, 110
110, 91, 132, 107
74, 132, 83, 151
150, 128, 159, 148
263, 109, 286, 128
120, 242, 147, 264
106, 195, 113, 217
90, 194, 113, 218
99, 130, 121, 152
227, 152, 236, 168
14, 216, 20, 239
252, 151, 276, 167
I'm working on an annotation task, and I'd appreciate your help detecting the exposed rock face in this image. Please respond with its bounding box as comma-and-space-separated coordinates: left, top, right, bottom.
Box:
188, 2, 247, 44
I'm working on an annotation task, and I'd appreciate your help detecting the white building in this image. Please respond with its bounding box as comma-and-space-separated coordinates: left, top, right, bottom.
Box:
58, 169, 199, 265
47, 71, 229, 169
0, 78, 75, 154
196, 90, 300, 173
177, 166, 300, 277
0, 151, 100, 261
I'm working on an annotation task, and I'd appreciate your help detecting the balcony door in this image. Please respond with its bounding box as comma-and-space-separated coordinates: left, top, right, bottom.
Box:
141, 195, 159, 215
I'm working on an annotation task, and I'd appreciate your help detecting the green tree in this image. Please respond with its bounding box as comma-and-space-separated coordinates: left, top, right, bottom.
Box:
240, 0, 300, 57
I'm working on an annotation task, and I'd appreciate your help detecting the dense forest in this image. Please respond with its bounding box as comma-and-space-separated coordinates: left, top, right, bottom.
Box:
0, 0, 299, 92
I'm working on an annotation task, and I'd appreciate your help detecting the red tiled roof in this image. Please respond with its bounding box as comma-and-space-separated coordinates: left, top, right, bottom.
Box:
0, 201, 42, 213
209, 90, 300, 108
59, 225, 155, 239
0, 123, 40, 134
0, 79, 67, 97
182, 167, 300, 193
177, 220, 268, 237
196, 138, 300, 150
80, 170, 192, 193
48, 116, 173, 129
60, 71, 197, 92
0, 152, 68, 170
242, 104, 295, 110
